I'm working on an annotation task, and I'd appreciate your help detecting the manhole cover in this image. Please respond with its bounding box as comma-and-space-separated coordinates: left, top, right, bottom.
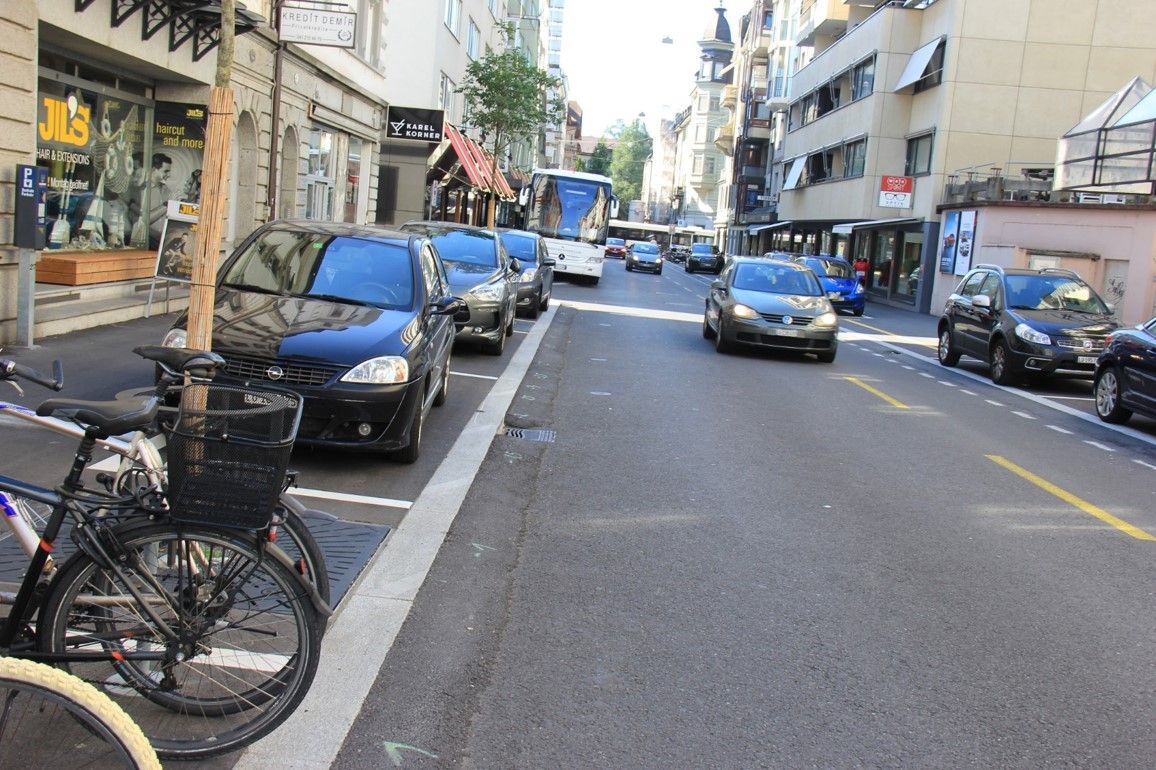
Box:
505, 427, 556, 443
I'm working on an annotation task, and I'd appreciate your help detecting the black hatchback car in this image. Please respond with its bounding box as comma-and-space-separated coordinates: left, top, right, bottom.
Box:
937, 265, 1118, 385
1093, 316, 1156, 424
161, 221, 464, 461
685, 243, 724, 274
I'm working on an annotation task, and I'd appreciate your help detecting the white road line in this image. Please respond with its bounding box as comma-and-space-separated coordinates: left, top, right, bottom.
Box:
960, 389, 977, 396
1083, 440, 1116, 452
938, 381, 957, 387
919, 372, 934, 378
1011, 411, 1036, 420
985, 399, 1005, 407
1134, 459, 1156, 471
288, 488, 412, 510
452, 371, 499, 381
590, 391, 612, 396
1046, 425, 1074, 434
237, 303, 557, 769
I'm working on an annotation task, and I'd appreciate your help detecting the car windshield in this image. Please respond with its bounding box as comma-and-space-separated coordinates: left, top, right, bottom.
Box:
221, 229, 414, 308
633, 242, 659, 254
429, 230, 498, 268
805, 258, 853, 278
499, 233, 538, 264
1004, 274, 1110, 314
732, 263, 821, 296
691, 244, 713, 255
607, 238, 625, 247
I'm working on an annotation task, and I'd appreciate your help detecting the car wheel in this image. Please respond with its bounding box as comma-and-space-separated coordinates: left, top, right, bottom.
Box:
702, 312, 715, 339
525, 295, 540, 320
817, 348, 836, 364
389, 397, 424, 464
1094, 367, 1133, 424
714, 317, 734, 354
505, 308, 515, 337
656, 267, 663, 275
937, 326, 961, 366
433, 351, 450, 407
589, 276, 599, 286
539, 288, 550, 311
989, 338, 1017, 385
685, 264, 693, 273
853, 306, 864, 317
626, 263, 632, 272
486, 325, 506, 355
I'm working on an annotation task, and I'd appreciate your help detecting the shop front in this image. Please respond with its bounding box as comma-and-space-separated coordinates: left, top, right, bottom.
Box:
834, 218, 928, 310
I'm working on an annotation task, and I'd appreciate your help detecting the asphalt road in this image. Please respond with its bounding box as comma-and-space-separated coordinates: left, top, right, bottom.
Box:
2, 260, 1153, 768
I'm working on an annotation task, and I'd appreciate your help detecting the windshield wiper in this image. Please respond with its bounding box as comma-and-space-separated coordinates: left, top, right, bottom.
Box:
305, 293, 375, 307
221, 282, 287, 296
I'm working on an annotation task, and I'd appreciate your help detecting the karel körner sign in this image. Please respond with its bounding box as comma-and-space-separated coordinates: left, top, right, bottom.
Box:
386, 107, 445, 143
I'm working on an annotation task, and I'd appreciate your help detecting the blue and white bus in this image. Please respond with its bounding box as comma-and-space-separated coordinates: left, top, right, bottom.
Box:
520, 168, 617, 285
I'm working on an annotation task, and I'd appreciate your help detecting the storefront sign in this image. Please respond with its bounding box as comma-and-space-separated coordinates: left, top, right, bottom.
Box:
279, 5, 356, 48
14, 165, 48, 250
156, 200, 200, 282
386, 106, 445, 142
879, 175, 913, 209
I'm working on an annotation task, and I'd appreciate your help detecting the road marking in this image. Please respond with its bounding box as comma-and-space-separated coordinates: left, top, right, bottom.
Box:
919, 372, 934, 378
1083, 440, 1116, 452
1046, 425, 1074, 435
938, 380, 957, 387
590, 357, 607, 361
986, 455, 1155, 541
985, 399, 1005, 407
1011, 411, 1036, 420
590, 391, 612, 396
289, 488, 412, 510
1134, 459, 1156, 471
452, 371, 499, 381
960, 389, 978, 396
844, 376, 910, 409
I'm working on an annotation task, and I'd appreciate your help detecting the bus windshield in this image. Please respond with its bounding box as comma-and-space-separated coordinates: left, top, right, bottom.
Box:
525, 173, 611, 246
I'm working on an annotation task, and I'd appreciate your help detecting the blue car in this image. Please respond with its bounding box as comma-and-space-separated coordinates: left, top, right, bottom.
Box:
793, 255, 865, 316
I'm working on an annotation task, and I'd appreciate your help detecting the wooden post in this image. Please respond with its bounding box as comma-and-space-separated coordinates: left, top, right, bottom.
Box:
186, 86, 235, 351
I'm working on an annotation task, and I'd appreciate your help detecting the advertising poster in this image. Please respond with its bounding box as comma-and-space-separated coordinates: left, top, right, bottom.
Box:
955, 210, 977, 276
148, 102, 207, 250
939, 210, 960, 273
155, 200, 200, 282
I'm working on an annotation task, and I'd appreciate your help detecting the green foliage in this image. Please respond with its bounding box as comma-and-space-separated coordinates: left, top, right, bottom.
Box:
585, 141, 612, 176
607, 117, 652, 203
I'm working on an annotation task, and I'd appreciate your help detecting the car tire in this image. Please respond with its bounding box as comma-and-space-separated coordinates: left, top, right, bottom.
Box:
817, 349, 836, 363
685, 264, 693, 274
853, 306, 864, 317
505, 308, 515, 337
1094, 367, 1133, 424
937, 326, 961, 366
539, 290, 550, 311
485, 325, 506, 355
989, 338, 1017, 385
433, 351, 450, 407
702, 313, 715, 339
656, 267, 663, 275
589, 276, 599, 286
626, 263, 632, 272
526, 295, 540, 320
714, 317, 734, 354
390, 397, 424, 464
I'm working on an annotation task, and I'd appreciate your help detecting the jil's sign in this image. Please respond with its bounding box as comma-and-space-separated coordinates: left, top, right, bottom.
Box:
37, 94, 90, 148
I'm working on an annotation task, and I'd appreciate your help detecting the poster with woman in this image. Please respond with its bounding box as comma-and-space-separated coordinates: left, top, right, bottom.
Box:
955, 210, 978, 276
939, 210, 961, 274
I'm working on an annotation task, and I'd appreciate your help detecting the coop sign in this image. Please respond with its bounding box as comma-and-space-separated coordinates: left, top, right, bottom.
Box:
879, 175, 913, 209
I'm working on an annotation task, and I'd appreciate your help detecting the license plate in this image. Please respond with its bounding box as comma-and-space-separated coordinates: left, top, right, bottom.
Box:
1077, 355, 1097, 364
770, 328, 801, 337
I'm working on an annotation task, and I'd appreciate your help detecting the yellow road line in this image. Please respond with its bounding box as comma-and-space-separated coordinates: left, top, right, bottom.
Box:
986, 455, 1156, 541
844, 376, 910, 409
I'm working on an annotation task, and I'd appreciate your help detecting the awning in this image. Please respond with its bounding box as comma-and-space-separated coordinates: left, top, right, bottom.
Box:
832, 217, 920, 234
893, 37, 943, 92
782, 157, 806, 190
459, 130, 516, 201
444, 125, 489, 190
749, 221, 792, 233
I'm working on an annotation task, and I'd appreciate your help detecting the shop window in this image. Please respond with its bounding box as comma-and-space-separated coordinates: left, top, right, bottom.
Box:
913, 42, 945, 93
905, 132, 933, 176
344, 137, 363, 223
305, 128, 334, 221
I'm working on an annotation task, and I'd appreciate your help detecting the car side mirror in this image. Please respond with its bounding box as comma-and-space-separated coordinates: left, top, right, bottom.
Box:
972, 295, 992, 310
542, 257, 556, 267
509, 258, 522, 274
432, 296, 467, 316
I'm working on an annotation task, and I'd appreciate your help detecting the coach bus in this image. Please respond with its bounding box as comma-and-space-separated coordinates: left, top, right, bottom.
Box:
519, 168, 617, 285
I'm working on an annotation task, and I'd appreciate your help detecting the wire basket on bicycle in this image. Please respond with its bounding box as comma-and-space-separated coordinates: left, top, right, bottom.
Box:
165, 383, 302, 529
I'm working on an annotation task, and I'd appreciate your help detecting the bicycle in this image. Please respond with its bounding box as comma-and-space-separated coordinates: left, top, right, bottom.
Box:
0, 656, 161, 768
0, 357, 330, 759
0, 345, 331, 605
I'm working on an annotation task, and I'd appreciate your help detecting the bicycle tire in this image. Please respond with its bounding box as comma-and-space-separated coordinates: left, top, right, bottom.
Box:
0, 656, 161, 769
275, 493, 332, 605
37, 519, 323, 760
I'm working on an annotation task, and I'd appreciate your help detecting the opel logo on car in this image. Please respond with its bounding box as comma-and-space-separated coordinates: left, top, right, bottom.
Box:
782, 315, 793, 325
266, 366, 284, 380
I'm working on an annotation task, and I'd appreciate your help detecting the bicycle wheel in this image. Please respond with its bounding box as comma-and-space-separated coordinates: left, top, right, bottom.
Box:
0, 491, 51, 548
38, 519, 323, 760
0, 657, 161, 769
275, 493, 332, 605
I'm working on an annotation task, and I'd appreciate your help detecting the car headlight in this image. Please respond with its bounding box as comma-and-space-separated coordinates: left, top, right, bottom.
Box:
467, 282, 505, 302
731, 304, 759, 320
813, 311, 838, 328
341, 356, 409, 384
1015, 322, 1051, 345
162, 328, 187, 348
519, 268, 538, 283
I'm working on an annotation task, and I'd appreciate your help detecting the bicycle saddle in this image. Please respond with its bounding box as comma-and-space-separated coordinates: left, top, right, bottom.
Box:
36, 394, 159, 438
133, 346, 225, 378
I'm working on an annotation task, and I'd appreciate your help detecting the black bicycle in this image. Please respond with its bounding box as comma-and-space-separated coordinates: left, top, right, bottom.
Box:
0, 356, 330, 760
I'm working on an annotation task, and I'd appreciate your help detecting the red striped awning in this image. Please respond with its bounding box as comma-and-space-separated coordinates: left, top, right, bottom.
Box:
444, 124, 489, 191
461, 131, 516, 201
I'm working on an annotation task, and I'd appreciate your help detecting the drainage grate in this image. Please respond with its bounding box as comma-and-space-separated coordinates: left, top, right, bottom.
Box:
505, 427, 557, 443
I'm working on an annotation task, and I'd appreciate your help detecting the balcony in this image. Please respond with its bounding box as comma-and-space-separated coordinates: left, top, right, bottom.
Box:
796, 0, 849, 48
743, 120, 771, 141
765, 75, 791, 111
721, 84, 738, 109
749, 27, 770, 59
738, 165, 765, 182
714, 119, 735, 155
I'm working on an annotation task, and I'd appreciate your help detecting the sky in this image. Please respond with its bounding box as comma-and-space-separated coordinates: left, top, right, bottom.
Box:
560, 0, 738, 141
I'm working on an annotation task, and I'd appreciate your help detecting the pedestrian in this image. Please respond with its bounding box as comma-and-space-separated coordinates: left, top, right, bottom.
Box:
853, 255, 869, 288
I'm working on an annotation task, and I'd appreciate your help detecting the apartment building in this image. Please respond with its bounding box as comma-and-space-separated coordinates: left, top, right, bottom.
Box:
760, 0, 1156, 312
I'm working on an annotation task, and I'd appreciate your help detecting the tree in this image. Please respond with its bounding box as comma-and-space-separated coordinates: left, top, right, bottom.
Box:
586, 141, 613, 176
458, 24, 565, 227
607, 117, 652, 206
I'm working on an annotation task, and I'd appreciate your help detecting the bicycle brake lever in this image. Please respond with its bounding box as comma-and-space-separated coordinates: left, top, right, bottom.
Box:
4, 379, 24, 397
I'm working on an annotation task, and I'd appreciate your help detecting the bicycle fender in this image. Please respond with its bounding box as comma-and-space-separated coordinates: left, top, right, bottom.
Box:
265, 542, 334, 620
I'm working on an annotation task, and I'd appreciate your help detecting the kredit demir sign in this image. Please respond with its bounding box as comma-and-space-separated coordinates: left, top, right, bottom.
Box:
279, 5, 356, 48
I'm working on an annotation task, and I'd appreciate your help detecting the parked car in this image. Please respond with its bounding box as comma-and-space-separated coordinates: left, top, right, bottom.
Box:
791, 255, 865, 316
498, 228, 555, 319
703, 256, 838, 362
160, 220, 464, 462
666, 245, 690, 264
625, 241, 664, 274
1093, 316, 1156, 424
604, 237, 628, 259
937, 264, 1118, 385
685, 243, 724, 274
400, 221, 521, 356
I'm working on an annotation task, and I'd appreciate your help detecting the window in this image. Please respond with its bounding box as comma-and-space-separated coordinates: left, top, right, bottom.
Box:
467, 19, 481, 59
444, 0, 461, 37
704, 155, 717, 176
709, 94, 720, 112
344, 137, 363, 224
488, 0, 499, 15
803, 151, 832, 184
439, 72, 457, 122
694, 124, 707, 142
304, 128, 334, 221
851, 56, 875, 100
693, 154, 704, 174
905, 132, 933, 176
913, 41, 945, 93
843, 139, 866, 178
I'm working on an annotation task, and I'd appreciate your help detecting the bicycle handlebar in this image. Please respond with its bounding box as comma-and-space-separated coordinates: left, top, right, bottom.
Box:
1, 359, 64, 391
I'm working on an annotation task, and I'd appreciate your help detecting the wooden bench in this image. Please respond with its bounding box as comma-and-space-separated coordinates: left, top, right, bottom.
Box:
36, 250, 158, 286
